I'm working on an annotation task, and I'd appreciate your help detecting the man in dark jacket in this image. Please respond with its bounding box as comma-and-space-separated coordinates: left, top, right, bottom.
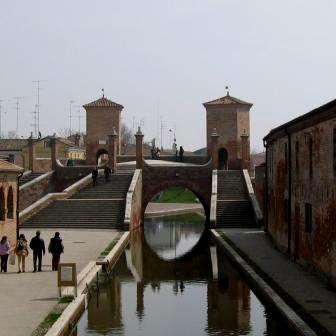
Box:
29, 230, 45, 272
48, 232, 64, 271
92, 167, 98, 186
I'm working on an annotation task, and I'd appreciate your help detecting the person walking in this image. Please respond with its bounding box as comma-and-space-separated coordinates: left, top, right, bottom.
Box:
179, 146, 184, 162
104, 165, 111, 183
15, 234, 29, 273
91, 167, 98, 186
29, 231, 45, 272
48, 232, 64, 271
0, 236, 10, 272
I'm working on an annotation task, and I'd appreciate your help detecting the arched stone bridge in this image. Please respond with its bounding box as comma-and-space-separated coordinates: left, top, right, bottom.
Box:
124, 159, 214, 230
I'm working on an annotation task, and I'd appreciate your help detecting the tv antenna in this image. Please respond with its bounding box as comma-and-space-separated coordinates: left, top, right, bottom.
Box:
33, 80, 44, 135
69, 100, 75, 136
13, 97, 24, 138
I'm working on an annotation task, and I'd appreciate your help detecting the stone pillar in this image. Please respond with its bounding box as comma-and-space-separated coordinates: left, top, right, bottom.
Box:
135, 127, 144, 169
108, 128, 118, 172
28, 136, 36, 172
211, 128, 219, 169
50, 137, 59, 170
241, 133, 249, 170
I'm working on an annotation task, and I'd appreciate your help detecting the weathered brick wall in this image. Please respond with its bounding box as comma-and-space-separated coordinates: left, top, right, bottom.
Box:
86, 106, 122, 161
19, 172, 55, 211
254, 164, 265, 216
267, 117, 336, 285
205, 104, 250, 169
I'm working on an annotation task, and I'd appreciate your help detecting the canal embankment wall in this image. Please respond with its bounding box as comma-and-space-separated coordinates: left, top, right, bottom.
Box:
45, 232, 130, 336
213, 229, 336, 336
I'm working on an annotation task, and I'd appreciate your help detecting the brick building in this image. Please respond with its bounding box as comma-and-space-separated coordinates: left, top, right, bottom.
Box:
83, 95, 123, 165
0, 160, 24, 246
203, 93, 252, 170
263, 98, 336, 287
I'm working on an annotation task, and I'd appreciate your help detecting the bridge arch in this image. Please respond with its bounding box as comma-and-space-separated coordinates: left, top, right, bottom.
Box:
96, 148, 109, 166
142, 163, 212, 223
218, 147, 228, 170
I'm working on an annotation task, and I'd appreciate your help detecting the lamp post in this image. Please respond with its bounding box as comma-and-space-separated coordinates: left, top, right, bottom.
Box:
169, 129, 176, 152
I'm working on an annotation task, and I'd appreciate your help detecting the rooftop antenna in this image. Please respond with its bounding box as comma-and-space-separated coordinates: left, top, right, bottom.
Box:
0, 99, 8, 139
33, 80, 43, 135
225, 85, 230, 96
69, 100, 75, 136
13, 97, 24, 138
31, 104, 38, 138
102, 88, 104, 98
74, 105, 83, 134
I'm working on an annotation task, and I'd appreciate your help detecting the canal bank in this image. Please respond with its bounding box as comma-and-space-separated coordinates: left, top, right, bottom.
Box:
215, 228, 336, 336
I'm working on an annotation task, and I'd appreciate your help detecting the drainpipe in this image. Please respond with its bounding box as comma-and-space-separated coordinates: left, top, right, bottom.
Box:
16, 172, 23, 240
285, 128, 292, 255
263, 139, 268, 232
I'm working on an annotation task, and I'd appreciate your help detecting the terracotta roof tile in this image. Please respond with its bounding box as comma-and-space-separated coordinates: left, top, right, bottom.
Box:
83, 97, 123, 109
203, 94, 253, 107
0, 159, 24, 172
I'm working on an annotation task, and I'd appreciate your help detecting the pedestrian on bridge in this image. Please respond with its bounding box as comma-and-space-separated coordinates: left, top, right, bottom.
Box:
0, 236, 10, 272
15, 234, 29, 273
29, 231, 45, 272
179, 146, 184, 161
48, 232, 64, 271
92, 167, 98, 186
104, 165, 111, 183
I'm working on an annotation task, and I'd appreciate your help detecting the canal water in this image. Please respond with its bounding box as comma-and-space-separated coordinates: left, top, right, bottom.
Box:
73, 214, 293, 335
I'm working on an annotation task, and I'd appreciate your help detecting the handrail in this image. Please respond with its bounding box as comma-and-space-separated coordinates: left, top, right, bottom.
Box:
210, 170, 218, 227
242, 169, 263, 226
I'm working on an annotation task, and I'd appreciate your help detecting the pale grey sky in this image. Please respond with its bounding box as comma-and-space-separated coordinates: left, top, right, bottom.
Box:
0, 0, 335, 151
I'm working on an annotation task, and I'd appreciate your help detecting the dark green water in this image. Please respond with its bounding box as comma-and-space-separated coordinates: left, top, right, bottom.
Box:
74, 215, 293, 335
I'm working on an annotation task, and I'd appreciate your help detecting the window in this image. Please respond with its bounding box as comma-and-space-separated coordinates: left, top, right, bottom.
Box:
295, 141, 299, 177
305, 203, 312, 233
6, 187, 13, 219
284, 199, 289, 222
308, 138, 313, 179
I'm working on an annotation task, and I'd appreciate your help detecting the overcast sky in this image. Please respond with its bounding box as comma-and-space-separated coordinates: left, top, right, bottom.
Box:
0, 0, 335, 151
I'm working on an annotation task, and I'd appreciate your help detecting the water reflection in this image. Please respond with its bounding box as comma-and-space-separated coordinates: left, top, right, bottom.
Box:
75, 225, 294, 335
144, 214, 205, 260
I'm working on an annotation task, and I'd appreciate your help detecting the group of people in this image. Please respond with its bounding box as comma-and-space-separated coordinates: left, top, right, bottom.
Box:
0, 231, 64, 273
151, 145, 185, 161
92, 165, 112, 185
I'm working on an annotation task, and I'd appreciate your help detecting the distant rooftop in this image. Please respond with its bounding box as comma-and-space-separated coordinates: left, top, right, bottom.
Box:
0, 159, 23, 172
83, 96, 123, 109
203, 93, 253, 107
0, 139, 28, 151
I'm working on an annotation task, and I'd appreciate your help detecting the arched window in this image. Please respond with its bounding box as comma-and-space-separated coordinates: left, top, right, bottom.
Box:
7, 187, 14, 219
0, 188, 5, 221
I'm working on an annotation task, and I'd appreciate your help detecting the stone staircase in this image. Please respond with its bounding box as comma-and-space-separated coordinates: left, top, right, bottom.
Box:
19, 172, 43, 186
22, 170, 134, 230
216, 170, 255, 228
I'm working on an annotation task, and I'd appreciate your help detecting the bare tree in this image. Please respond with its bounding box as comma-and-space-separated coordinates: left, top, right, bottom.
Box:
121, 123, 133, 154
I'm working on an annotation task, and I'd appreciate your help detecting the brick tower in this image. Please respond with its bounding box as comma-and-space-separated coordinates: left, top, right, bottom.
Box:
83, 94, 124, 165
203, 92, 253, 170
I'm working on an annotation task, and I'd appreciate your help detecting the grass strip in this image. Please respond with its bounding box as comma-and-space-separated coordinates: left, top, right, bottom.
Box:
218, 231, 332, 336
157, 187, 199, 203
99, 233, 123, 257
31, 296, 74, 336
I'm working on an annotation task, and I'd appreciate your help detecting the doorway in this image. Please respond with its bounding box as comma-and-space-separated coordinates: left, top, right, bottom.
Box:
218, 148, 228, 170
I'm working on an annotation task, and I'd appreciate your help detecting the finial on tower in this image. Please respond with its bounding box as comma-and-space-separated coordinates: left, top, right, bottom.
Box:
102, 88, 105, 98
225, 86, 230, 96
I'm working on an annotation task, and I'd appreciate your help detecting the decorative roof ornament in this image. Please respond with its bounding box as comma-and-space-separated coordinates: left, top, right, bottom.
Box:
225, 85, 229, 96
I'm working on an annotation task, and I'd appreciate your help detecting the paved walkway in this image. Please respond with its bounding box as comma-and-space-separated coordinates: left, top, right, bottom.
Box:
145, 202, 204, 217
218, 228, 336, 336
1, 228, 119, 336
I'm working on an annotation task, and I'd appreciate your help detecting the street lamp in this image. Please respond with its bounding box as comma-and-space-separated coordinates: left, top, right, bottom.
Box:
169, 129, 176, 152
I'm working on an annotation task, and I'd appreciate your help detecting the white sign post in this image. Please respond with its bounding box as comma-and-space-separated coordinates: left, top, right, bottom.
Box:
58, 263, 77, 297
